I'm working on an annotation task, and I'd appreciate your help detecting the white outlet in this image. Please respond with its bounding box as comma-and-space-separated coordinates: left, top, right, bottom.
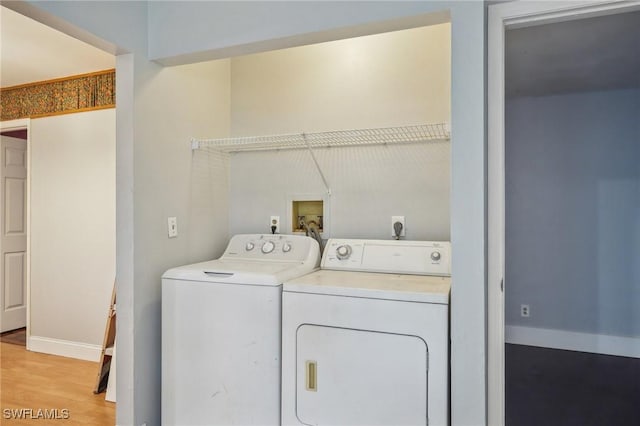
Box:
167, 217, 178, 238
391, 216, 406, 238
270, 216, 280, 234
521, 304, 530, 317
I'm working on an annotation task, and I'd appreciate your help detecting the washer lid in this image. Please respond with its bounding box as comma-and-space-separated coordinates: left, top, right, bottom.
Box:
284, 269, 450, 304
162, 259, 317, 286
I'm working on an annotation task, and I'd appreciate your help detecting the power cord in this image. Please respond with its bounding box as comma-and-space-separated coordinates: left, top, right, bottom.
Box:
393, 221, 403, 240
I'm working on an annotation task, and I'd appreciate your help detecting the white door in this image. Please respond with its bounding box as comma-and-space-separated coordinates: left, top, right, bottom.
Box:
1, 136, 27, 333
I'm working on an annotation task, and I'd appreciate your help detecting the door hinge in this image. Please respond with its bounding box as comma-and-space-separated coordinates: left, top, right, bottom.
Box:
500, 278, 504, 292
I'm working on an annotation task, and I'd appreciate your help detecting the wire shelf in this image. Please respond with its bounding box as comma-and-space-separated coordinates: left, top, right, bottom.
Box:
192, 123, 450, 153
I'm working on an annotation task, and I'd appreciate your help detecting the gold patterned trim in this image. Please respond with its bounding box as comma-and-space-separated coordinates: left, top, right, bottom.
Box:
1, 69, 115, 121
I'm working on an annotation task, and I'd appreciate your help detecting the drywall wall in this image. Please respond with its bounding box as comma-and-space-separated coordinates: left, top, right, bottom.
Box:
230, 24, 450, 135
230, 143, 450, 240
228, 24, 450, 240
17, 3, 232, 425
29, 109, 115, 354
22, 2, 486, 425
129, 58, 231, 426
505, 89, 640, 342
148, 1, 452, 64
15, 1, 149, 421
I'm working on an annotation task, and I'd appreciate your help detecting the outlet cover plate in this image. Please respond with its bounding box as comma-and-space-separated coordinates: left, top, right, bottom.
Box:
270, 216, 280, 234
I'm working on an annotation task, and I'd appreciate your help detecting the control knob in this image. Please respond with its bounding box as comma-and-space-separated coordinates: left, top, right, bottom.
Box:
245, 242, 255, 251
430, 251, 441, 261
261, 241, 275, 254
336, 244, 352, 260
282, 243, 292, 253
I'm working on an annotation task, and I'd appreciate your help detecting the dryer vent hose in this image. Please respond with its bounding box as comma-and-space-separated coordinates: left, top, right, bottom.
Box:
299, 218, 324, 256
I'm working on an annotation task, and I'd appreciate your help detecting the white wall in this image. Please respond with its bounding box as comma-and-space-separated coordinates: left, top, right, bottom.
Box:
29, 109, 115, 359
230, 24, 450, 135
22, 2, 487, 425
228, 24, 450, 240
505, 89, 640, 354
131, 59, 232, 426
17, 4, 232, 424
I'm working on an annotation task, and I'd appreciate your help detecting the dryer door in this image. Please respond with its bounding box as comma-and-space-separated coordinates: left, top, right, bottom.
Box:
296, 324, 428, 425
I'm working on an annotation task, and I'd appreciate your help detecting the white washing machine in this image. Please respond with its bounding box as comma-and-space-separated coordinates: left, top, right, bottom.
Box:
282, 238, 451, 426
162, 234, 320, 426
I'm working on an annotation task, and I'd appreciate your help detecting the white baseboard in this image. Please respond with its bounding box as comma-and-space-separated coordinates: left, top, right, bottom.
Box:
506, 325, 640, 358
28, 335, 101, 362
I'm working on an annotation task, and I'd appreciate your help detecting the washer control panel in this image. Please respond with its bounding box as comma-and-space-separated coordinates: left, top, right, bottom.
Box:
322, 239, 451, 276
224, 234, 319, 262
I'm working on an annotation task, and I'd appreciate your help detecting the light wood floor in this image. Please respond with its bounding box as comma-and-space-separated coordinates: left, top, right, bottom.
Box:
0, 342, 115, 425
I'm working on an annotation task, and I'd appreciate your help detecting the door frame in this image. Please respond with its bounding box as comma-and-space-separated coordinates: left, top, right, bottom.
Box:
487, 1, 640, 424
1, 118, 31, 346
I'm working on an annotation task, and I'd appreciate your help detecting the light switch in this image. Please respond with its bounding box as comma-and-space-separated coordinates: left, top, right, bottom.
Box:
168, 217, 178, 238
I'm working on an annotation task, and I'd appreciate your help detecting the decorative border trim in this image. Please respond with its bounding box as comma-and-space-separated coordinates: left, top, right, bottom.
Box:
28, 335, 101, 362
1, 69, 115, 121
506, 325, 640, 359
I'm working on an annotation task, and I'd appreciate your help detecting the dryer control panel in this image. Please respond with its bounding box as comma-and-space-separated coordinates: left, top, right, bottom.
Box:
322, 239, 451, 276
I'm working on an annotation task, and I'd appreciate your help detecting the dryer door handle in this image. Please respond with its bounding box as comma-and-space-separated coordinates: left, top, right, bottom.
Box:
305, 360, 317, 392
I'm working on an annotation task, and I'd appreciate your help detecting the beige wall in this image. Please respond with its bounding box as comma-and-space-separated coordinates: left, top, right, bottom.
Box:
230, 23, 450, 136
228, 24, 451, 240
29, 108, 115, 356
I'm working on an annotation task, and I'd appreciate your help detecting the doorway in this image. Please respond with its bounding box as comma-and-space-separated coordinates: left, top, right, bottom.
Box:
488, 1, 640, 425
0, 121, 29, 341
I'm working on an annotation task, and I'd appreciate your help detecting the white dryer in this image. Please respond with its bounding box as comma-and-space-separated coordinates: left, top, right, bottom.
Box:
162, 234, 320, 426
282, 239, 451, 426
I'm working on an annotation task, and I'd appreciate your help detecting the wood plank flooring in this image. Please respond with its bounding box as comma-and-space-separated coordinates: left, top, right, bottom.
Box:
0, 328, 26, 346
0, 342, 115, 425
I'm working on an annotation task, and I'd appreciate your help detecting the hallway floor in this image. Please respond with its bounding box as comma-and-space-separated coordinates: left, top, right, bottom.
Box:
0, 342, 115, 425
506, 343, 640, 426
0, 328, 26, 346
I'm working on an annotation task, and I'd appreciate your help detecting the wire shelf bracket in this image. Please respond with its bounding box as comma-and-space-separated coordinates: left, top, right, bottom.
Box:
190, 123, 450, 153
190, 123, 450, 196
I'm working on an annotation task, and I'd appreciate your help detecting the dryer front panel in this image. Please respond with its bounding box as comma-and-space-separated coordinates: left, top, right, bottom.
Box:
296, 324, 428, 425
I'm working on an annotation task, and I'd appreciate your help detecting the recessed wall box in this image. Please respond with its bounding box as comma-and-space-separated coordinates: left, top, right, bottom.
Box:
292, 200, 323, 233
287, 193, 330, 237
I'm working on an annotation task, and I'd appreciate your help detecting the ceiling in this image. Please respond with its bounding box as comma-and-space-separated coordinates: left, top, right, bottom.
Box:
0, 6, 115, 88
506, 10, 640, 98
3, 5, 638, 97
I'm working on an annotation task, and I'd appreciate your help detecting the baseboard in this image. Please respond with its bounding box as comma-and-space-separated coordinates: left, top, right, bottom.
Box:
505, 325, 640, 358
28, 335, 101, 362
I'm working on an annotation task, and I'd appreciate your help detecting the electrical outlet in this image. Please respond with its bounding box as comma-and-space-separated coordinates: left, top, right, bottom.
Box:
167, 217, 178, 238
391, 216, 406, 238
270, 216, 280, 234
521, 304, 530, 317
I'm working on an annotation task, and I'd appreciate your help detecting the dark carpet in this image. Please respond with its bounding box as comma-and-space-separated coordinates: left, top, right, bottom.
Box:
506, 343, 640, 426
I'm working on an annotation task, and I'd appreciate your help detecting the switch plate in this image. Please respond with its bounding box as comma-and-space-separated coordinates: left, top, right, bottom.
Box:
168, 217, 178, 238
391, 216, 406, 238
270, 216, 280, 234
